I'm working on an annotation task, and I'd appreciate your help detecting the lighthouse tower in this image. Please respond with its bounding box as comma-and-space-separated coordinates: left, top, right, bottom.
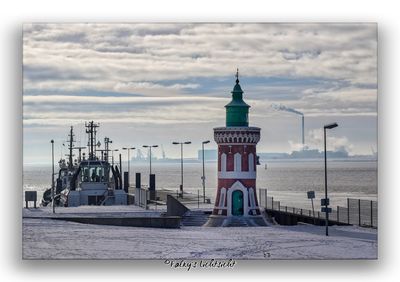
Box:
205, 70, 267, 227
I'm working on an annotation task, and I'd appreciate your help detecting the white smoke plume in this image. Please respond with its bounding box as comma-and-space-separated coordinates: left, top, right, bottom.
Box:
306, 129, 354, 153
271, 103, 303, 116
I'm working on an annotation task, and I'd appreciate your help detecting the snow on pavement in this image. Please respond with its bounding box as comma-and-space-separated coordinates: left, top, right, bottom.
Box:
23, 218, 377, 260
23, 205, 164, 218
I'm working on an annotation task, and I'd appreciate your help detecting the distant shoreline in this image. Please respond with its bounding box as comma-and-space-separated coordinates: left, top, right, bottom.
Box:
23, 157, 377, 167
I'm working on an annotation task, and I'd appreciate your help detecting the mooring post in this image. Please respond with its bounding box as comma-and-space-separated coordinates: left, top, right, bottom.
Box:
358, 199, 361, 226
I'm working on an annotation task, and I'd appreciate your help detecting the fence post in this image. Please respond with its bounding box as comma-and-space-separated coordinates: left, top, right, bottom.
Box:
370, 200, 373, 227
347, 198, 350, 224
265, 190, 267, 209
285, 206, 287, 212
293, 207, 295, 214
337, 206, 339, 222
271, 197, 274, 210
358, 199, 361, 226
300, 209, 302, 216
278, 201, 281, 211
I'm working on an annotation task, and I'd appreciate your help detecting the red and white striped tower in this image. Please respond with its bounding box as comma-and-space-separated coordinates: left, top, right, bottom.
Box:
205, 70, 267, 227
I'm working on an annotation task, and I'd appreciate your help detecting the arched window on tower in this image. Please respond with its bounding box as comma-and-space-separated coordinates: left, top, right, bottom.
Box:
234, 153, 242, 172
221, 153, 227, 172
219, 188, 226, 207
248, 153, 254, 172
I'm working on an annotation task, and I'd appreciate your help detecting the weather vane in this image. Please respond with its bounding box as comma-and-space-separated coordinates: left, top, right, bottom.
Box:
235, 68, 239, 84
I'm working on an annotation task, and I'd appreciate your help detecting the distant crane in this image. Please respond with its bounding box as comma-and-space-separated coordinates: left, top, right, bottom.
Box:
161, 144, 166, 159
371, 146, 377, 158
136, 148, 144, 160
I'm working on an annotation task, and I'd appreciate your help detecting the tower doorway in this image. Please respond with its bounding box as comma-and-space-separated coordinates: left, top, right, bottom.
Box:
232, 190, 244, 216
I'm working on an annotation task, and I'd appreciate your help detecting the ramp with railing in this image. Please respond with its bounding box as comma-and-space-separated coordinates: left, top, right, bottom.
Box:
259, 189, 377, 228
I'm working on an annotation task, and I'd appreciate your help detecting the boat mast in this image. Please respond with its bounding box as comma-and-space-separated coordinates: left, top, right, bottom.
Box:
65, 126, 75, 169
104, 137, 112, 163
85, 121, 100, 160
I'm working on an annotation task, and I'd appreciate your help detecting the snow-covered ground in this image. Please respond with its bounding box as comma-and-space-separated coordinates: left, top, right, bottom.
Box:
22, 218, 377, 260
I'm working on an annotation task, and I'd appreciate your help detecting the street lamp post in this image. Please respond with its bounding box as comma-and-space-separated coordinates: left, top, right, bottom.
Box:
201, 140, 210, 203
142, 145, 158, 175
172, 141, 191, 198
50, 139, 55, 214
122, 147, 135, 183
323, 122, 338, 236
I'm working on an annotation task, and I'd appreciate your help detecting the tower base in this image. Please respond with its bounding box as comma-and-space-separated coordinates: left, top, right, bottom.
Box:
203, 215, 269, 227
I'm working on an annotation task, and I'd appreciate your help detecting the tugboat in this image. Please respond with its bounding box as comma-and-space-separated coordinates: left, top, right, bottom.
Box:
41, 121, 127, 207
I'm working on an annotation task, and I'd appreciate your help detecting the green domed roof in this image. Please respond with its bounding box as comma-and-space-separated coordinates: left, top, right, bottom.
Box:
232, 83, 243, 93
225, 70, 250, 127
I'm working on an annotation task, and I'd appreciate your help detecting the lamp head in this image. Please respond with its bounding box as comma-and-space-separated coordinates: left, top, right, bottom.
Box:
324, 122, 338, 129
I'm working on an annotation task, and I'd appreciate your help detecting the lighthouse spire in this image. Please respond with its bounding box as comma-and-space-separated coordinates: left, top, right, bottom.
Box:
225, 68, 250, 127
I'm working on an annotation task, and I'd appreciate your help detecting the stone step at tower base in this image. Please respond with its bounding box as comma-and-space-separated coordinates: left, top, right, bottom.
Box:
204, 215, 269, 227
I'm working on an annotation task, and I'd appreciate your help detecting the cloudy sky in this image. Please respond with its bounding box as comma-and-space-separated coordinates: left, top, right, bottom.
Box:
23, 23, 377, 164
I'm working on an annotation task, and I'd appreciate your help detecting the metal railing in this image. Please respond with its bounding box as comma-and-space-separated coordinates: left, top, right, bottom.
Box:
134, 187, 149, 209
259, 189, 377, 228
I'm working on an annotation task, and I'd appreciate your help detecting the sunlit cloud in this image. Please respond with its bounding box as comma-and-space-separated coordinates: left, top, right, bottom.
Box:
22, 23, 378, 162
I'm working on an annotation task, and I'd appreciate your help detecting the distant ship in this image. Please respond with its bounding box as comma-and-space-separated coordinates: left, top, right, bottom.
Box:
41, 122, 128, 207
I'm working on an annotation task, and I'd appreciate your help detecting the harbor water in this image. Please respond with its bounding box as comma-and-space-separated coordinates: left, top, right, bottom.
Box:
23, 159, 377, 210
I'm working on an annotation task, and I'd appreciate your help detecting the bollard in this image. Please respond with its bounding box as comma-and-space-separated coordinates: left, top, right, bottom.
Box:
135, 173, 141, 189
358, 199, 361, 226
149, 174, 156, 200
123, 172, 129, 193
